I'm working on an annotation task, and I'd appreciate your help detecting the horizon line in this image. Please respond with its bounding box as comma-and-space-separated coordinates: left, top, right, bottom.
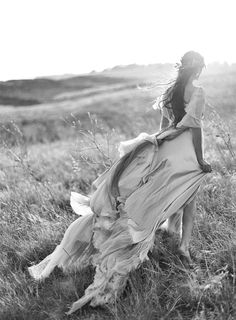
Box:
1, 60, 236, 83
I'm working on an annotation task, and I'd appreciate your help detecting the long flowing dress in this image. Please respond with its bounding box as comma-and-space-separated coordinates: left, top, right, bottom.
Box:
28, 86, 208, 314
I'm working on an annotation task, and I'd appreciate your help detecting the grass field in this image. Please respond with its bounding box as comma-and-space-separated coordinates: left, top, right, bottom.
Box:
0, 64, 236, 319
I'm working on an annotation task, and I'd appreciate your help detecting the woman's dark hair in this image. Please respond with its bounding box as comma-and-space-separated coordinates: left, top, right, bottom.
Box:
108, 51, 205, 201
160, 51, 205, 126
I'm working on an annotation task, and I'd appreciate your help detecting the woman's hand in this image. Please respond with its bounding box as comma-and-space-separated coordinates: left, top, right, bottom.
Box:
198, 159, 212, 173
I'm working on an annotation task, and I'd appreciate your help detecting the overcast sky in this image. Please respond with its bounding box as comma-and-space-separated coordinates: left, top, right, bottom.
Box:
0, 0, 235, 80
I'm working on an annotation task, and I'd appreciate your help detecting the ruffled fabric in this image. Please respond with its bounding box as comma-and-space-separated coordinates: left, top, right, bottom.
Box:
28, 125, 207, 314
28, 213, 94, 281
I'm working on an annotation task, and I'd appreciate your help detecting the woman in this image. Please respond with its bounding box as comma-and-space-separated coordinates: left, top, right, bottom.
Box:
28, 51, 212, 314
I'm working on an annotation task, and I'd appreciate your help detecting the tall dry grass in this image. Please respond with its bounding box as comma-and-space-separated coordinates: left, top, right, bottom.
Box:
0, 97, 235, 319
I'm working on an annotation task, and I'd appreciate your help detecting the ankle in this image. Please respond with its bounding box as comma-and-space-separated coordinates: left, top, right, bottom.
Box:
179, 245, 189, 254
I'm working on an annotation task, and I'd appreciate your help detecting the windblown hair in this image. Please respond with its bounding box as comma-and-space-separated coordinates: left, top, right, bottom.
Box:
160, 51, 205, 126
109, 51, 205, 201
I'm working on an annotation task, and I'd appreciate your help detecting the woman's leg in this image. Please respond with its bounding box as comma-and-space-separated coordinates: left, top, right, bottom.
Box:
166, 210, 182, 234
179, 197, 196, 262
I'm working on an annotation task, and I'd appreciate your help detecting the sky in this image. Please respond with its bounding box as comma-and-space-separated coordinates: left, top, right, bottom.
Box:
0, 0, 236, 80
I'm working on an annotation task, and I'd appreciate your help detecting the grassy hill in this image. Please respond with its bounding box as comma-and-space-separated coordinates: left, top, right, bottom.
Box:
0, 75, 133, 106
0, 63, 236, 147
0, 63, 236, 319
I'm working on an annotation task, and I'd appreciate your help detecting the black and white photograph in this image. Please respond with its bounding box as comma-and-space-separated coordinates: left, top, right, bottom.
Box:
0, 0, 236, 319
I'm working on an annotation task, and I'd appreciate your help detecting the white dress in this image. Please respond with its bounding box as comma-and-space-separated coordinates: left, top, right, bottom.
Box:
28, 86, 207, 314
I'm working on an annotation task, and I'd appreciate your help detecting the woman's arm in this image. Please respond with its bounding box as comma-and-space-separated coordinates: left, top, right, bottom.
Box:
191, 127, 212, 172
191, 127, 203, 163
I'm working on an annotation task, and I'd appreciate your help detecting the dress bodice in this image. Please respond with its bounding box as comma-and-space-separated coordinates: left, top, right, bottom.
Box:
156, 86, 206, 128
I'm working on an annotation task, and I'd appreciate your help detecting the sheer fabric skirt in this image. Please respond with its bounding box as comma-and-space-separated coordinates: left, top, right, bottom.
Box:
28, 128, 206, 314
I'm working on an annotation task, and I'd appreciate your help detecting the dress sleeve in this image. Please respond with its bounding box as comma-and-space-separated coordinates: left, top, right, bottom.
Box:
176, 87, 206, 128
